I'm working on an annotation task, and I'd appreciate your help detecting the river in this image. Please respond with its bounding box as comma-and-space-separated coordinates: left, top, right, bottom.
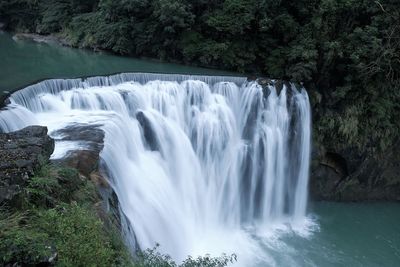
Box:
0, 31, 399, 267
0, 32, 234, 93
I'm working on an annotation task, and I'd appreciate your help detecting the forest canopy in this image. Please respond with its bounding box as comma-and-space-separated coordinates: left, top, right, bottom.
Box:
0, 0, 399, 154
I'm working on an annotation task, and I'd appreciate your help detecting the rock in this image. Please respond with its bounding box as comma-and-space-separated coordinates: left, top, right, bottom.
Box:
90, 171, 110, 188
49, 123, 127, 240
12, 32, 73, 47
0, 126, 54, 204
13, 33, 61, 45
52, 124, 104, 145
49, 123, 126, 237
310, 139, 400, 201
136, 111, 160, 151
64, 150, 101, 177
51, 124, 104, 176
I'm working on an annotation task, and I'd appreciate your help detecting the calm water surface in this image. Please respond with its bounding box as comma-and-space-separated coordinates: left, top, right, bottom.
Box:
0, 31, 234, 93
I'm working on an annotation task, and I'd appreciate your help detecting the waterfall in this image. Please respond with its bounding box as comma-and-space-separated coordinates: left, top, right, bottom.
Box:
0, 73, 311, 265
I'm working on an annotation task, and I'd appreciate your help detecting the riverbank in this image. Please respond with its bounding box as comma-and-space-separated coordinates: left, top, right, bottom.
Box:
12, 32, 71, 46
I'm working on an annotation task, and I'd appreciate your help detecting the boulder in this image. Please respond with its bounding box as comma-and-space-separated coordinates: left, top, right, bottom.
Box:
0, 126, 54, 204
51, 124, 104, 176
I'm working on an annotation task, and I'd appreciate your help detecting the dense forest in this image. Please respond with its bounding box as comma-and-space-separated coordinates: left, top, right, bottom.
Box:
0, 0, 399, 156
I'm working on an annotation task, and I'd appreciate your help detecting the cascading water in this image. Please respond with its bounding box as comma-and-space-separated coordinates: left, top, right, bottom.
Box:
0, 73, 312, 266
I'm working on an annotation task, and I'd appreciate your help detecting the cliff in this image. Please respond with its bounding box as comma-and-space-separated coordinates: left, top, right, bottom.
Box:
310, 137, 400, 201
0, 126, 132, 266
0, 126, 54, 204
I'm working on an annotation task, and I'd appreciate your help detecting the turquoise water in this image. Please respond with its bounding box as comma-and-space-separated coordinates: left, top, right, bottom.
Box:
1, 31, 399, 267
256, 202, 400, 267
0, 31, 234, 93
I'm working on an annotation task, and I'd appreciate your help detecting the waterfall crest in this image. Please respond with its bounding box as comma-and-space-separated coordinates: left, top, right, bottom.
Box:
0, 73, 311, 265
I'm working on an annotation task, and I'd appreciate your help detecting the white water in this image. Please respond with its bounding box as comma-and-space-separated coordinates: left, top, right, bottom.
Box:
0, 73, 312, 266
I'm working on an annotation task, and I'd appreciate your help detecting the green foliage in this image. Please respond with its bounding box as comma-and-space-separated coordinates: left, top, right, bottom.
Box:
0, 164, 132, 266
0, 211, 54, 265
37, 0, 72, 33
24, 165, 87, 207
35, 204, 118, 267
206, 0, 256, 35
0, 204, 131, 267
0, 205, 124, 267
133, 245, 236, 267
0, 0, 40, 32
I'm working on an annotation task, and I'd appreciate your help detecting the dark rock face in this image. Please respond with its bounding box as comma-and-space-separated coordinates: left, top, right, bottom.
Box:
310, 139, 400, 201
0, 126, 54, 204
136, 111, 160, 151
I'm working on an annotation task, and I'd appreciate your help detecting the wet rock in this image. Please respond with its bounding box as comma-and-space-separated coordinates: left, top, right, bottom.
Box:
0, 126, 54, 204
90, 171, 110, 188
136, 111, 160, 151
12, 33, 70, 46
52, 124, 104, 148
63, 150, 101, 177
52, 124, 104, 176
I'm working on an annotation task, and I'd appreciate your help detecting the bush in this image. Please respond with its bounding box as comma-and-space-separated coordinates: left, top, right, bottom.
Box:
35, 204, 118, 267
0, 164, 132, 266
0, 211, 53, 265
24, 165, 87, 208
133, 245, 236, 267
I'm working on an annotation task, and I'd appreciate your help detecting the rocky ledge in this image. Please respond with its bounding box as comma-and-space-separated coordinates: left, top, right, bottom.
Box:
0, 123, 126, 227
0, 126, 54, 204
12, 33, 71, 46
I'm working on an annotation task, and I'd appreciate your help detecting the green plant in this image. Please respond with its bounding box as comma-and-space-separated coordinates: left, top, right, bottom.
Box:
133, 244, 236, 267
0, 211, 53, 265
35, 203, 117, 267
